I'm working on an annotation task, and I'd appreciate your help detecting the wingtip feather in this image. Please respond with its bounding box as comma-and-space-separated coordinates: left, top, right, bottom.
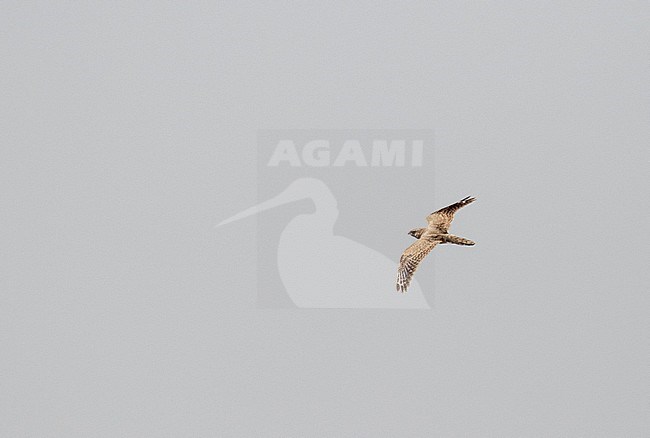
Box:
462, 195, 476, 203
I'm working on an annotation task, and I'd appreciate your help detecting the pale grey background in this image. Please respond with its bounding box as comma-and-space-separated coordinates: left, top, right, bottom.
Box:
254, 129, 436, 308
1, 2, 649, 437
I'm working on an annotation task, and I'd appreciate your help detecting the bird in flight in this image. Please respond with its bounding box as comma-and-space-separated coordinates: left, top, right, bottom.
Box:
396, 196, 476, 293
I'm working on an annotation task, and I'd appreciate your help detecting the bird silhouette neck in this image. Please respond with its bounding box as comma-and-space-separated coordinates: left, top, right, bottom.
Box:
307, 184, 338, 227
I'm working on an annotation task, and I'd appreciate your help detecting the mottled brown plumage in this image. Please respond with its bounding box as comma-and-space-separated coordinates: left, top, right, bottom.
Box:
397, 196, 476, 293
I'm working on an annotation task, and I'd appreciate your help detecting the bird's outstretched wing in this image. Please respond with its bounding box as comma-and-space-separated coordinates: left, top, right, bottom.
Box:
396, 239, 439, 293
426, 196, 475, 233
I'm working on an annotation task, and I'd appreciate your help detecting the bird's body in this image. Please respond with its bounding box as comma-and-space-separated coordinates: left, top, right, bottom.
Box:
397, 196, 476, 293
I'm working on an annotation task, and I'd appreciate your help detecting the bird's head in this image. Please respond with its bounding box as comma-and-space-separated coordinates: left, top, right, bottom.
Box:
408, 228, 425, 239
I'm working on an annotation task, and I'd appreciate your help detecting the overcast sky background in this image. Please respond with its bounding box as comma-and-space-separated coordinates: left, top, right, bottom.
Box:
2, 2, 649, 437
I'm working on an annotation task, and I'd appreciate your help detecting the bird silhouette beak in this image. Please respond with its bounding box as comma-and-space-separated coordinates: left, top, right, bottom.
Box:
216, 186, 304, 227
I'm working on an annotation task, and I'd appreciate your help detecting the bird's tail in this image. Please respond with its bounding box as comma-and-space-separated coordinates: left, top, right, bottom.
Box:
439, 234, 475, 246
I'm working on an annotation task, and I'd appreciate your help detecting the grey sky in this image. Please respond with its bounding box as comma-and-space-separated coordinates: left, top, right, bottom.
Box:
1, 2, 649, 437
